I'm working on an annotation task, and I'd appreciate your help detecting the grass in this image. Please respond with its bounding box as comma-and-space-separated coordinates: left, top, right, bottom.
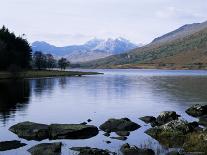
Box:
0, 70, 102, 79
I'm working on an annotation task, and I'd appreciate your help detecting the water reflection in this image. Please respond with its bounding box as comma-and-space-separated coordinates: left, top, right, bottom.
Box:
0, 70, 207, 155
0, 80, 30, 124
31, 78, 56, 96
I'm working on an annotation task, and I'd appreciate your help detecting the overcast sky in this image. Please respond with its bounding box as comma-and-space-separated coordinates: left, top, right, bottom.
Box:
0, 0, 206, 46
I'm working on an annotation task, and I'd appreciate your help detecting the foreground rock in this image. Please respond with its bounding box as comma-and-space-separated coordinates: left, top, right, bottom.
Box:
198, 115, 207, 127
120, 143, 155, 155
9, 121, 49, 140
186, 104, 207, 117
9, 122, 99, 140
140, 111, 180, 127
156, 111, 180, 126
70, 147, 116, 155
49, 124, 99, 139
99, 118, 140, 133
145, 120, 198, 147
0, 140, 26, 151
116, 131, 130, 136
139, 116, 156, 124
183, 131, 207, 154
28, 142, 61, 155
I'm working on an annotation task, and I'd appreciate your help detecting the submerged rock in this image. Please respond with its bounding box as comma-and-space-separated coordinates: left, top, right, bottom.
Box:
87, 119, 92, 122
156, 111, 180, 126
186, 104, 207, 117
116, 131, 130, 137
139, 116, 156, 124
70, 147, 116, 155
103, 132, 110, 137
110, 136, 127, 141
9, 121, 49, 141
99, 118, 140, 132
145, 120, 197, 147
28, 142, 62, 155
120, 143, 155, 155
0, 140, 26, 151
49, 124, 99, 139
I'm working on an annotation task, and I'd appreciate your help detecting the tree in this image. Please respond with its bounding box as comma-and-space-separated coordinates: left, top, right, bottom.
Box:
0, 26, 32, 70
33, 51, 47, 70
58, 58, 70, 70
46, 54, 57, 69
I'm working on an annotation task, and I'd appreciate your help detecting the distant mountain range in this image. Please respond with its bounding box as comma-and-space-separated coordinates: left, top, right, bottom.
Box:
82, 21, 207, 69
32, 38, 138, 62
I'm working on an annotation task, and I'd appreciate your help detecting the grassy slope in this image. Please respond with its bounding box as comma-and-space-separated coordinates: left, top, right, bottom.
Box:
0, 70, 101, 79
82, 27, 207, 69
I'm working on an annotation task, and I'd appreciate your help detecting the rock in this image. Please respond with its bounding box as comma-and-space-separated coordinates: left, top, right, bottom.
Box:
9, 121, 49, 140
156, 111, 180, 126
28, 142, 61, 155
110, 136, 127, 141
99, 118, 140, 132
105, 141, 111, 144
0, 140, 26, 151
183, 131, 207, 154
80, 122, 87, 125
103, 132, 110, 137
198, 115, 207, 126
186, 104, 207, 117
49, 124, 99, 139
139, 116, 156, 124
87, 119, 92, 122
120, 143, 155, 155
145, 120, 196, 147
116, 131, 130, 137
70, 147, 115, 155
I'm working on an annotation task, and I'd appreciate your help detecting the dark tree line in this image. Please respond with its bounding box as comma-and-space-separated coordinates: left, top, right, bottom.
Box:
32, 51, 70, 70
0, 26, 32, 70
0, 26, 70, 71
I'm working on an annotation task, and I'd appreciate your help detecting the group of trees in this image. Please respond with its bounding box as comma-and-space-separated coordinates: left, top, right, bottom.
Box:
0, 26, 70, 71
0, 26, 32, 70
32, 51, 70, 70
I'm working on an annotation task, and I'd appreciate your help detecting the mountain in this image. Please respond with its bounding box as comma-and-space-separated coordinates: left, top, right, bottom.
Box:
82, 21, 207, 69
32, 38, 138, 63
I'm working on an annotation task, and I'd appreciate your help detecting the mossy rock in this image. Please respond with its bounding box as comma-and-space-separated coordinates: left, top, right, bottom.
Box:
145, 120, 196, 148
186, 104, 207, 117
9, 121, 49, 141
49, 124, 99, 139
183, 131, 207, 153
28, 142, 62, 155
0, 140, 26, 151
99, 118, 140, 132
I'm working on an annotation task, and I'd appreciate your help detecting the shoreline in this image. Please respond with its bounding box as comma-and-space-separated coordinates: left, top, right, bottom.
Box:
0, 70, 102, 80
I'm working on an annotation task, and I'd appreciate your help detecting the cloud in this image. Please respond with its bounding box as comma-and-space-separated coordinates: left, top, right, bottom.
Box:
0, 0, 206, 45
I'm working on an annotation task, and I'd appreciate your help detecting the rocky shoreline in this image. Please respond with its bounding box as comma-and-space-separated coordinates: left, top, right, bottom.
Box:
1, 104, 207, 155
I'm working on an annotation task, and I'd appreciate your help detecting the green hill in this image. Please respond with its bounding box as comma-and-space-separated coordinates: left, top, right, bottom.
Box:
82, 21, 207, 69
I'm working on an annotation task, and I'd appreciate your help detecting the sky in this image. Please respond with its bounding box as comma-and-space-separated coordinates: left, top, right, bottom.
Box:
0, 0, 207, 46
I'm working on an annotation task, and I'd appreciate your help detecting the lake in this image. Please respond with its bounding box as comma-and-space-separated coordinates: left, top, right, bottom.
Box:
0, 69, 207, 155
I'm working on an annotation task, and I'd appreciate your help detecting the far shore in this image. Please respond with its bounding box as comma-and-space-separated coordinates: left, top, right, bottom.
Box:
85, 63, 207, 70
0, 70, 102, 80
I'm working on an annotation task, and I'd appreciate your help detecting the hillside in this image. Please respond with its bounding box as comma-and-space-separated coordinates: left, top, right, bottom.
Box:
82, 21, 207, 69
32, 38, 138, 63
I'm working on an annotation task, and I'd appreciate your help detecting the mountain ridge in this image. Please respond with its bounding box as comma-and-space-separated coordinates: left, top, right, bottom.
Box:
32, 38, 138, 62
82, 20, 207, 69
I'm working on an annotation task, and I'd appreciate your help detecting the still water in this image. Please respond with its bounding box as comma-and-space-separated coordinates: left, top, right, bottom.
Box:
0, 69, 207, 155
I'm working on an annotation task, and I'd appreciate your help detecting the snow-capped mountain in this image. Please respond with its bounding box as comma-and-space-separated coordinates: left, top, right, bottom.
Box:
32, 38, 139, 62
